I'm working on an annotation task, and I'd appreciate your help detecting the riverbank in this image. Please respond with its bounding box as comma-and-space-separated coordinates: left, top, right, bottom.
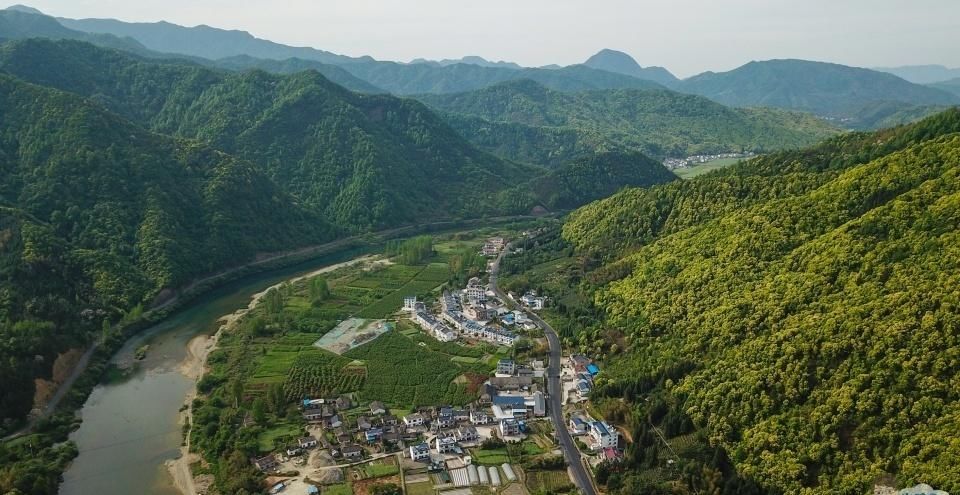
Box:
165, 254, 383, 495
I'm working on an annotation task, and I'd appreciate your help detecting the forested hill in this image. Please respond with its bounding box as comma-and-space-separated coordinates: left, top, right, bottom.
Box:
417, 79, 840, 166
0, 38, 535, 230
0, 73, 337, 426
559, 109, 960, 493
678, 59, 959, 126
522, 151, 679, 209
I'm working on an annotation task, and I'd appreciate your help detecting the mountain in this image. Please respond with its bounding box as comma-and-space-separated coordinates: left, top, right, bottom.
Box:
679, 59, 960, 124
336, 61, 665, 95
523, 151, 678, 209
50, 9, 667, 95
0, 71, 338, 427
555, 109, 960, 493
0, 7, 149, 54
56, 14, 373, 65
929, 77, 960, 98
0, 39, 541, 230
410, 55, 523, 69
213, 55, 385, 93
417, 79, 840, 166
874, 64, 960, 84
583, 48, 678, 86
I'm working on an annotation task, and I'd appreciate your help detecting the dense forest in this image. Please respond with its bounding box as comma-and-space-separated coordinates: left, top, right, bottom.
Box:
0, 38, 539, 230
550, 110, 960, 492
417, 79, 840, 166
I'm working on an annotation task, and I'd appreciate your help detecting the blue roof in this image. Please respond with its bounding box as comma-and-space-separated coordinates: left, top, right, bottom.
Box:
492, 395, 526, 407
587, 364, 600, 375
592, 421, 611, 436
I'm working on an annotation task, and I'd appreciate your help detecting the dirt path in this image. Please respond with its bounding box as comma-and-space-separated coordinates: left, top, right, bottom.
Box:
165, 254, 382, 495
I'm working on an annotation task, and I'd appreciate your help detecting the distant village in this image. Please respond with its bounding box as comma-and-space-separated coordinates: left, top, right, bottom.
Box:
249, 235, 622, 494
662, 151, 755, 169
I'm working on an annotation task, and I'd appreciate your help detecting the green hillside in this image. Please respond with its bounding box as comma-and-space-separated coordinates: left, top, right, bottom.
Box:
0, 72, 337, 430
678, 59, 959, 125
0, 38, 535, 230
418, 79, 841, 166
522, 151, 678, 209
555, 109, 960, 493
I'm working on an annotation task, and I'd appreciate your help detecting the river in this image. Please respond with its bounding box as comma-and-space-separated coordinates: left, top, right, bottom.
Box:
59, 247, 368, 495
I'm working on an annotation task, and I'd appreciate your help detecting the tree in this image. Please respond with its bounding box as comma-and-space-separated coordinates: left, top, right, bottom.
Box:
251, 399, 267, 425
370, 483, 402, 495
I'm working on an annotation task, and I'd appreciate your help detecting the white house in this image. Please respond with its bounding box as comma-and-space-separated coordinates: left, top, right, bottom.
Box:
455, 426, 480, 443
590, 421, 618, 449
436, 434, 458, 454
496, 359, 516, 376
569, 416, 589, 435
409, 442, 431, 462
403, 296, 418, 311
499, 418, 521, 437
298, 436, 318, 449
470, 410, 490, 425
520, 292, 545, 310
403, 413, 426, 427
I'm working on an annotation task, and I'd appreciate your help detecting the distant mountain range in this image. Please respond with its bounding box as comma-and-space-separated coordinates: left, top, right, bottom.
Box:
3, 5, 957, 130
417, 79, 839, 166
409, 56, 523, 70
930, 77, 960, 99
583, 48, 678, 86
678, 59, 959, 125
873, 64, 960, 84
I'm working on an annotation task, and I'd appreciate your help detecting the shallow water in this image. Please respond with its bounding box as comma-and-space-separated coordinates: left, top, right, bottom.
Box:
60, 248, 366, 495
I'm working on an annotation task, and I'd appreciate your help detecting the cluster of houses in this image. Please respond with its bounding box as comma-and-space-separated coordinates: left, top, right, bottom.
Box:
569, 412, 620, 460
569, 354, 601, 399
662, 152, 755, 169
481, 236, 507, 257
404, 277, 520, 346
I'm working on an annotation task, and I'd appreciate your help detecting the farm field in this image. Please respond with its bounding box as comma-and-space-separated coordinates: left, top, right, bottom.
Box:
404, 480, 435, 495
471, 447, 510, 465
257, 422, 302, 452
672, 157, 742, 179
524, 470, 574, 493
320, 483, 353, 495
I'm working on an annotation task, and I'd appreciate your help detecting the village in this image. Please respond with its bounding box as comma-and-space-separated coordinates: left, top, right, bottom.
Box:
249, 236, 620, 495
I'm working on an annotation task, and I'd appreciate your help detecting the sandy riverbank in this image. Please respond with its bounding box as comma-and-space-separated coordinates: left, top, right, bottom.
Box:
165, 254, 383, 495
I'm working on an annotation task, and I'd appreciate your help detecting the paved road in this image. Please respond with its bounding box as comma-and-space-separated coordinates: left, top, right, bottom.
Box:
489, 242, 597, 495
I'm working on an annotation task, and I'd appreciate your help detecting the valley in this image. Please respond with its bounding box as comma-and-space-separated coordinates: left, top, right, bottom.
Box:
0, 3, 958, 495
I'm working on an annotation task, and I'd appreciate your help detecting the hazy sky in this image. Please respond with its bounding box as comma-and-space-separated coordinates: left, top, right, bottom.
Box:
14, 0, 960, 77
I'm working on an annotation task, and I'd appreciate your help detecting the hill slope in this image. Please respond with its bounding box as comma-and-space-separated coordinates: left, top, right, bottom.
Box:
559, 109, 960, 493
0, 72, 337, 426
929, 77, 960, 99
523, 151, 678, 209
583, 48, 678, 86
57, 14, 371, 65
873, 64, 960, 84
679, 59, 959, 123
213, 55, 386, 93
417, 79, 840, 166
0, 39, 535, 229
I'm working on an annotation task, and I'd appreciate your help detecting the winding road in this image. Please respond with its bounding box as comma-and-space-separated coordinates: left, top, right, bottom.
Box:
489, 241, 597, 495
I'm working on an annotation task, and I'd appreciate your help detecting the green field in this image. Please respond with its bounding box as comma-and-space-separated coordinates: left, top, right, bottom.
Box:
364, 459, 400, 478
404, 481, 435, 495
321, 483, 353, 495
525, 470, 574, 493
471, 448, 510, 465
257, 422, 303, 452
673, 157, 742, 179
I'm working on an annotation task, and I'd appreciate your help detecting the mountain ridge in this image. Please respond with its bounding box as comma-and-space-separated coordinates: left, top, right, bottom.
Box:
584, 48, 678, 86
